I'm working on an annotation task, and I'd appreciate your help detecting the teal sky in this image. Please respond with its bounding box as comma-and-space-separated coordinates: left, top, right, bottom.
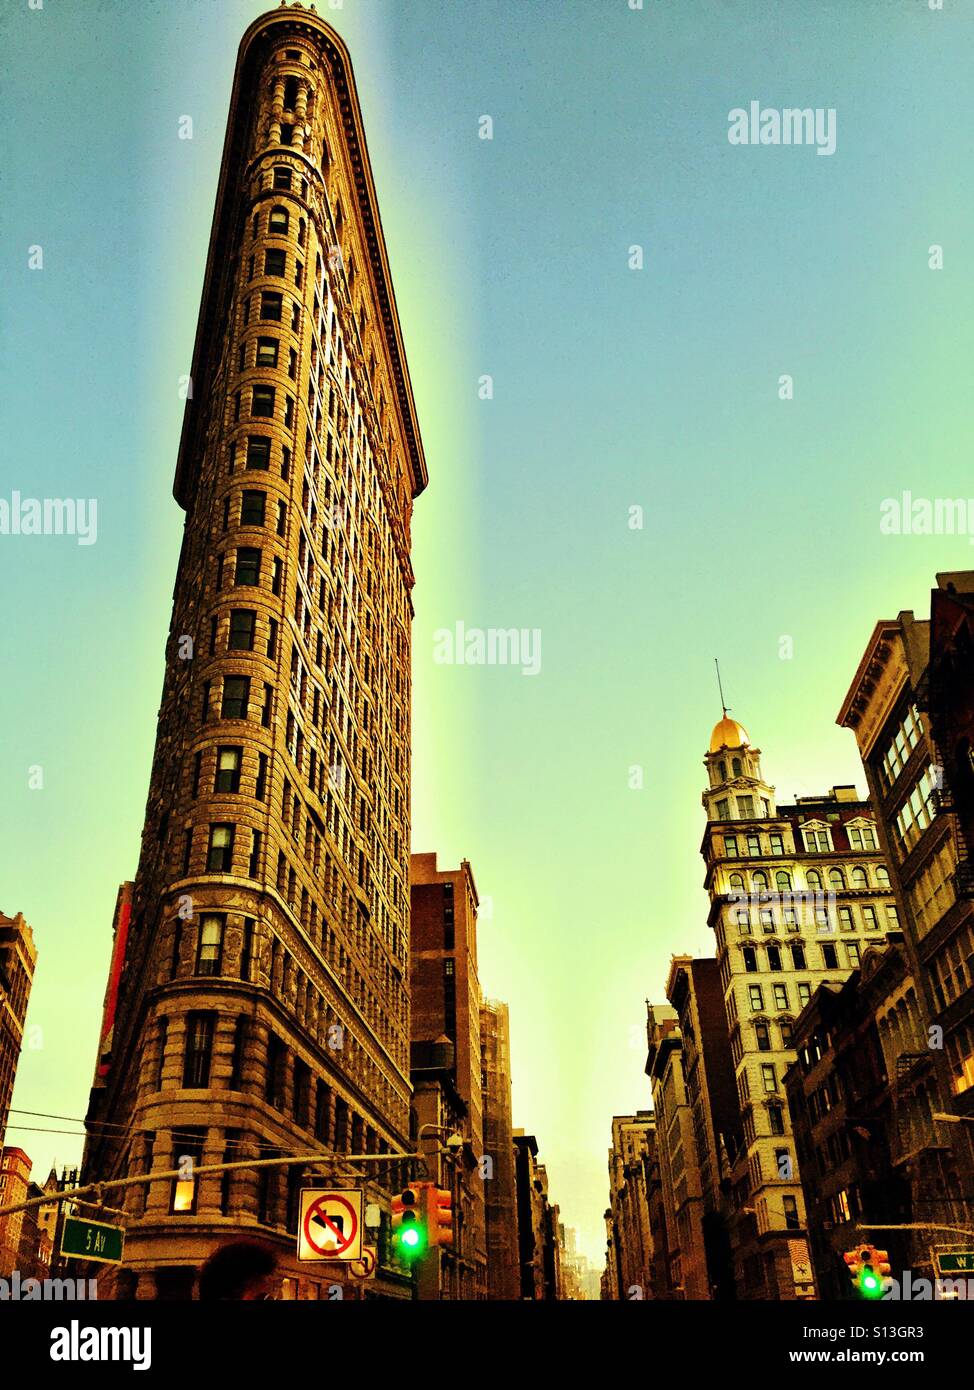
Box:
3, 0, 974, 1266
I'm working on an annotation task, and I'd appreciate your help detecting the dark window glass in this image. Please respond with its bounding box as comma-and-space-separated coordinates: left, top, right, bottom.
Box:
240, 491, 266, 527
252, 386, 275, 418
265, 248, 286, 277
221, 676, 249, 719
228, 609, 256, 650
235, 547, 261, 586
183, 1014, 215, 1089
246, 436, 271, 470
260, 291, 283, 321
273, 166, 292, 190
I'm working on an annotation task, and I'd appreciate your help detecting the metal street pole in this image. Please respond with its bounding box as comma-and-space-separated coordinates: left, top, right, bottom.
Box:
0, 1148, 421, 1222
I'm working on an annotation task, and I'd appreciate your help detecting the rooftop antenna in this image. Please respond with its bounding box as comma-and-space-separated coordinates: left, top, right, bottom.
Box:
715, 658, 730, 719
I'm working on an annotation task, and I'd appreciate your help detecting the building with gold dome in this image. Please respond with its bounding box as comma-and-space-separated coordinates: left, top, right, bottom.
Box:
700, 711, 899, 1300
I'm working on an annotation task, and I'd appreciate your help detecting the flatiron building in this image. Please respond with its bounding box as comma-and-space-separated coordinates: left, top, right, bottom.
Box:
83, 4, 427, 1298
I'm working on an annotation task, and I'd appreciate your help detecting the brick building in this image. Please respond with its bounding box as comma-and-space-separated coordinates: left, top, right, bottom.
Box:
409, 854, 487, 1298
838, 571, 974, 1240
82, 5, 426, 1298
0, 911, 36, 1149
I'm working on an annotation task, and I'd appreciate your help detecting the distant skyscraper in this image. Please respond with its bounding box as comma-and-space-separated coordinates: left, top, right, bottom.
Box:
82, 5, 427, 1298
0, 910, 36, 1149
702, 714, 898, 1299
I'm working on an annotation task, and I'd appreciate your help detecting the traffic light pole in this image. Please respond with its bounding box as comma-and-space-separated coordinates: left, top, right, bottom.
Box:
854, 1222, 974, 1238
0, 1149, 422, 1222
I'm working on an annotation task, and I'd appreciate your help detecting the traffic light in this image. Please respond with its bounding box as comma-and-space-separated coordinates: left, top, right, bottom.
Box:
424, 1186, 454, 1249
875, 1249, 892, 1297
392, 1185, 428, 1261
844, 1246, 886, 1299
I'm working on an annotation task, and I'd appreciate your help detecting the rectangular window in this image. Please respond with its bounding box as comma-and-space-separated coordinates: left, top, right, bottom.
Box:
260, 291, 283, 321
256, 337, 278, 367
761, 1064, 777, 1093
748, 984, 764, 1012
246, 436, 271, 470
235, 547, 261, 586
249, 830, 261, 880
255, 753, 268, 802
755, 1022, 771, 1052
839, 906, 855, 932
273, 166, 292, 189
768, 1103, 785, 1136
215, 747, 242, 793
221, 676, 249, 720
207, 823, 235, 872
265, 248, 286, 277
252, 386, 275, 418
266, 1034, 286, 1109
770, 833, 784, 855
862, 906, 879, 932
822, 943, 838, 969
773, 983, 789, 1010
797, 982, 812, 1007
241, 921, 255, 983
171, 1129, 205, 1215
241, 490, 266, 526
196, 914, 225, 975
183, 1013, 215, 1089
738, 795, 755, 819
228, 610, 256, 651
783, 1196, 801, 1230
724, 834, 738, 856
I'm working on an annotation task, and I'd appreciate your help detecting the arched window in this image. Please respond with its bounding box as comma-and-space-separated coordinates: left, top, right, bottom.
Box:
729, 873, 746, 895
776, 870, 792, 891
732, 757, 743, 777
269, 206, 289, 234
852, 867, 868, 888
283, 77, 299, 112
752, 871, 769, 892
829, 868, 845, 890
876, 866, 890, 887
718, 760, 727, 781
806, 869, 822, 890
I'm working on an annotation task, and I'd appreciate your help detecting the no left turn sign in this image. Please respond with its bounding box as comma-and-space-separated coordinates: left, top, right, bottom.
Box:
298, 1188, 363, 1262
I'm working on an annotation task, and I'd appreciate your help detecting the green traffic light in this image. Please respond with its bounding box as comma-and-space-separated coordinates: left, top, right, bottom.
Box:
860, 1270, 882, 1298
402, 1228, 420, 1248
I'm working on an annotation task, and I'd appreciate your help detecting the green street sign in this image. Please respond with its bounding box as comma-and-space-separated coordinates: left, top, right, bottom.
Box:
60, 1216, 125, 1265
936, 1252, 974, 1274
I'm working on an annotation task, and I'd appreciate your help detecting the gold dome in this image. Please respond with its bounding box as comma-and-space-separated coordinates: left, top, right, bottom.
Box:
709, 716, 750, 754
